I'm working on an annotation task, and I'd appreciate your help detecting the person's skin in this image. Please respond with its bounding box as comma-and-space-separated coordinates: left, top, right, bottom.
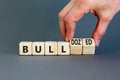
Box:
58, 0, 120, 47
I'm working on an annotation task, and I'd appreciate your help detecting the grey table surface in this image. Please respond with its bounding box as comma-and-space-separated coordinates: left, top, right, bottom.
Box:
0, 52, 120, 80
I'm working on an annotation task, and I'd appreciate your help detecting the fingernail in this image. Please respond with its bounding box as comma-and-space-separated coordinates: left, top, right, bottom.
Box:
96, 39, 100, 47
65, 37, 68, 41
65, 36, 69, 41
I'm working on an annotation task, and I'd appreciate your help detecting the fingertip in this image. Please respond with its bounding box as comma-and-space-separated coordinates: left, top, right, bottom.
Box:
92, 33, 100, 47
65, 37, 69, 41
64, 36, 70, 42
95, 39, 100, 47
65, 31, 74, 42
65, 32, 74, 42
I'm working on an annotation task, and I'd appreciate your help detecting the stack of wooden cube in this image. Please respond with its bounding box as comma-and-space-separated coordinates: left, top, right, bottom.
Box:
19, 38, 95, 56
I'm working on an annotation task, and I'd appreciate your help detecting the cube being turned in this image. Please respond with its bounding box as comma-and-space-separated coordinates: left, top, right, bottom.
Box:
70, 38, 82, 55
19, 42, 32, 55
58, 42, 70, 55
45, 41, 57, 56
82, 38, 95, 55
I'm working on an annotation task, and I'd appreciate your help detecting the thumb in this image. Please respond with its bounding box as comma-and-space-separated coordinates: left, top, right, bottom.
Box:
92, 17, 112, 47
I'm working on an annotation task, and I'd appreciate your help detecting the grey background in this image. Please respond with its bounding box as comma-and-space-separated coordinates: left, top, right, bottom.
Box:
0, 0, 120, 54
0, 0, 120, 55
0, 0, 120, 80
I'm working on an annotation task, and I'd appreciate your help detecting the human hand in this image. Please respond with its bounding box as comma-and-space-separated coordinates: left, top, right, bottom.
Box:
58, 0, 120, 46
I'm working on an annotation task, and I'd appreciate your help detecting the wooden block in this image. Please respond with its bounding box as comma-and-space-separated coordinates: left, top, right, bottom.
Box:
70, 38, 82, 55
82, 38, 95, 55
58, 41, 70, 55
45, 41, 57, 56
19, 41, 32, 55
32, 42, 45, 55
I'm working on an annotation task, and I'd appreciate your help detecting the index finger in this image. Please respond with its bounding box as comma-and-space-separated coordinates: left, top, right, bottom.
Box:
64, 1, 90, 41
58, 0, 78, 39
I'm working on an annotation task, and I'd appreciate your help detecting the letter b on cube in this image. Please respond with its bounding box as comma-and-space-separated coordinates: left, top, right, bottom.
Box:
19, 42, 32, 55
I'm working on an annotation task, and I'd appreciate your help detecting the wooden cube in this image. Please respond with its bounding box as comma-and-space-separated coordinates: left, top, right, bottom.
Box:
70, 38, 82, 55
19, 41, 32, 55
32, 42, 45, 55
82, 38, 95, 55
45, 41, 57, 56
58, 41, 70, 55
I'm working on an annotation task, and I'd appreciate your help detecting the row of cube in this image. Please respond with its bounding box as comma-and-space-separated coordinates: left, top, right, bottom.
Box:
19, 38, 95, 56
